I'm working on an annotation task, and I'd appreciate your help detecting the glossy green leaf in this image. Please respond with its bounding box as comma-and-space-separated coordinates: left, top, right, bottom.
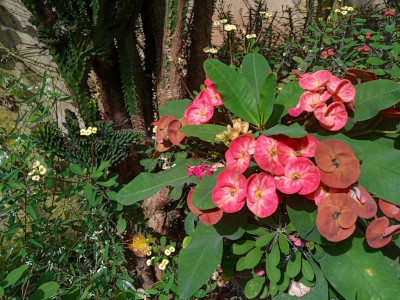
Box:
236, 256, 247, 271
117, 159, 199, 205
267, 81, 304, 127
30, 281, 59, 300
192, 168, 223, 210
245, 224, 268, 235
301, 259, 314, 281
259, 73, 277, 126
286, 194, 322, 243
241, 53, 271, 101
278, 233, 290, 255
354, 80, 400, 121
366, 57, 387, 66
318, 236, 400, 299
232, 240, 256, 255
286, 251, 302, 278
178, 222, 223, 299
255, 232, 275, 248
261, 123, 307, 138
273, 259, 328, 300
204, 59, 260, 125
213, 211, 247, 240
243, 247, 264, 269
117, 215, 126, 233
180, 124, 226, 143
184, 212, 197, 236
266, 259, 281, 283
159, 99, 192, 118
244, 276, 265, 299
269, 242, 280, 266
1, 264, 29, 288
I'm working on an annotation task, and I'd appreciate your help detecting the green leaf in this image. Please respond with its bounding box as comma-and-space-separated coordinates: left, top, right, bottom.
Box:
117, 159, 199, 205
180, 124, 226, 143
278, 233, 290, 255
366, 57, 387, 66
266, 82, 304, 126
301, 259, 314, 281
242, 53, 271, 101
255, 232, 275, 247
261, 123, 307, 138
204, 59, 260, 125
286, 194, 322, 242
178, 222, 223, 299
259, 73, 277, 126
184, 212, 197, 236
273, 259, 327, 300
159, 99, 192, 119
266, 259, 281, 283
117, 215, 126, 233
269, 242, 280, 266
232, 240, 255, 255
244, 276, 265, 299
192, 168, 223, 210
317, 236, 400, 299
214, 211, 247, 240
69, 163, 83, 176
390, 64, 400, 80
286, 251, 301, 278
243, 247, 264, 269
1, 264, 29, 288
354, 80, 400, 121
30, 281, 59, 300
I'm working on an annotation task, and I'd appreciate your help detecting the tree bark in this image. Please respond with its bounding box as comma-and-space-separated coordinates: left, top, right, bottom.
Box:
186, 0, 215, 94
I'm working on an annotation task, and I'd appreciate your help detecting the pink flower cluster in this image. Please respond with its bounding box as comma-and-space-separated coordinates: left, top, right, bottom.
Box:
321, 49, 334, 58
289, 70, 356, 131
385, 10, 395, 16
183, 79, 223, 125
357, 44, 370, 52
211, 134, 321, 218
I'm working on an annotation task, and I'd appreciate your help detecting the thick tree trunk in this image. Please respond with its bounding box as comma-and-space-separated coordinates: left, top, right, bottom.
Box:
186, 0, 215, 94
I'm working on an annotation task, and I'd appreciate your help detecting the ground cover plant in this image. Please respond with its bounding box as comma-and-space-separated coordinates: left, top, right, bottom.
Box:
1, 1, 400, 299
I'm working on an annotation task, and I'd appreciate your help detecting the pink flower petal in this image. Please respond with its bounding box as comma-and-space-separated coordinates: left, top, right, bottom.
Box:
314, 102, 348, 131
327, 77, 356, 111
288, 281, 311, 297
254, 135, 284, 175
246, 173, 279, 218
212, 169, 247, 213
225, 149, 251, 174
183, 99, 214, 125
299, 70, 332, 92
299, 91, 331, 112
288, 107, 305, 117
277, 135, 319, 166
230, 135, 256, 155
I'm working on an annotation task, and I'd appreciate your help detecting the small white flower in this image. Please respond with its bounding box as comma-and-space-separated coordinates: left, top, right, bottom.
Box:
203, 47, 211, 53
224, 24, 237, 31
347, 7, 354, 12
158, 263, 166, 270
213, 20, 220, 26
251, 34, 257, 38
146, 250, 152, 256
209, 48, 218, 54
259, 11, 266, 15
169, 246, 175, 252
146, 259, 152, 266
334, 8, 341, 13
220, 19, 228, 24
32, 175, 40, 181
265, 12, 272, 18
162, 259, 169, 265
164, 249, 171, 256
39, 165, 46, 175
28, 170, 35, 176
246, 34, 254, 39
341, 10, 348, 15
33, 160, 40, 168
91, 127, 97, 134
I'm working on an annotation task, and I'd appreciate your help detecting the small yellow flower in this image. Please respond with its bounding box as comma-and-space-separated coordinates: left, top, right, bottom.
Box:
146, 259, 152, 266
164, 249, 171, 256
220, 19, 228, 24
259, 11, 266, 15
169, 246, 175, 253
341, 10, 348, 15
213, 20, 220, 26
32, 175, 40, 181
33, 160, 40, 168
347, 7, 354, 12
246, 34, 253, 39
28, 170, 35, 176
91, 127, 97, 134
203, 47, 211, 53
38, 165, 46, 175
224, 24, 237, 31
209, 48, 218, 54
80, 129, 86, 136
158, 263, 166, 270
162, 259, 169, 265
146, 250, 152, 256
251, 34, 257, 38
265, 12, 272, 18
87, 127, 92, 132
